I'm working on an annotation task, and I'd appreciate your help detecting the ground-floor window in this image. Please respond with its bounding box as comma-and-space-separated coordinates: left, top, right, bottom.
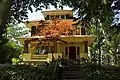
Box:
36, 46, 54, 54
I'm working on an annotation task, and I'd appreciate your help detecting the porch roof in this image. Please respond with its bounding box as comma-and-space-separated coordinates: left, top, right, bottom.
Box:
16, 35, 96, 45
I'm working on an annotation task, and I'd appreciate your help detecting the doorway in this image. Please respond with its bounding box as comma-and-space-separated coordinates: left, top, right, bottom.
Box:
69, 47, 76, 59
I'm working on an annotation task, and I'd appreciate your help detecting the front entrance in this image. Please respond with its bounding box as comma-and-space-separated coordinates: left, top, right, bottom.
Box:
69, 47, 76, 59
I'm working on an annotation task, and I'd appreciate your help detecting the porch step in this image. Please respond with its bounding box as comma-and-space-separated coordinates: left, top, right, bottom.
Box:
60, 67, 86, 80
59, 59, 86, 80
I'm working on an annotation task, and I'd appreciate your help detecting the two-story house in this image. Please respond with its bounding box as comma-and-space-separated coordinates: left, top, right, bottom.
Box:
17, 10, 96, 64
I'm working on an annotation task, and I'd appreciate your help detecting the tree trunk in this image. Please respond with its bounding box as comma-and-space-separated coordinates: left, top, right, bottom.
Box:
0, 0, 12, 38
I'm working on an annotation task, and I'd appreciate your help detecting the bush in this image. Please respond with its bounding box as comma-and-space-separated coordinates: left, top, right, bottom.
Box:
81, 63, 120, 80
0, 40, 23, 63
0, 60, 60, 80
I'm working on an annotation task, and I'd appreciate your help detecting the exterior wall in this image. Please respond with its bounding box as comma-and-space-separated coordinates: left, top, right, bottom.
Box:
46, 19, 73, 23
23, 54, 31, 61
57, 42, 88, 59
42, 10, 73, 18
24, 21, 39, 29
23, 41, 88, 62
22, 36, 93, 61
57, 43, 61, 53
27, 41, 89, 59
19, 10, 96, 64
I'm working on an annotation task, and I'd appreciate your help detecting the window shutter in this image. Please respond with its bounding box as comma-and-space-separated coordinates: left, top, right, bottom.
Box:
65, 47, 68, 55
84, 41, 88, 53
24, 40, 29, 53
31, 26, 36, 36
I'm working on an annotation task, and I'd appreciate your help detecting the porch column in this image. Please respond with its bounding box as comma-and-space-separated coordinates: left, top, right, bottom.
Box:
23, 40, 31, 61
84, 41, 88, 53
24, 40, 29, 53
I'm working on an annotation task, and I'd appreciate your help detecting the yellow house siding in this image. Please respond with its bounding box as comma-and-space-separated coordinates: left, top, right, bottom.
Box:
59, 43, 83, 59
64, 44, 69, 59
57, 43, 61, 53
23, 40, 89, 59
80, 42, 88, 58
80, 42, 84, 53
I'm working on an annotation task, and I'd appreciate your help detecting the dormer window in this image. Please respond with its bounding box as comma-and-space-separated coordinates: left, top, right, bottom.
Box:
56, 15, 60, 18
46, 15, 49, 20
51, 15, 54, 19
81, 27, 86, 35
61, 15, 65, 19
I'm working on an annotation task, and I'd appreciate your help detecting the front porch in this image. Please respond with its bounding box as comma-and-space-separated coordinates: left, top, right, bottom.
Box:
22, 52, 88, 65
22, 53, 63, 65
17, 35, 96, 64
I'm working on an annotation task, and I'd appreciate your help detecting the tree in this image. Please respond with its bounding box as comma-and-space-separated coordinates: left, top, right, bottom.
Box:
0, 40, 23, 63
36, 18, 74, 53
37, 18, 74, 37
7, 24, 30, 39
0, 0, 59, 38
1, 0, 120, 65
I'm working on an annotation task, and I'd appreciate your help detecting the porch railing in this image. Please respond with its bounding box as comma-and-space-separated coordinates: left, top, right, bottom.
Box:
31, 54, 48, 60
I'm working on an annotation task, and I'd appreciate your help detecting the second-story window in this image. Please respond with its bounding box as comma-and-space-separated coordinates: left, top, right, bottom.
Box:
61, 15, 65, 19
81, 27, 86, 35
51, 15, 54, 19
46, 15, 49, 20
76, 28, 80, 35
31, 26, 36, 36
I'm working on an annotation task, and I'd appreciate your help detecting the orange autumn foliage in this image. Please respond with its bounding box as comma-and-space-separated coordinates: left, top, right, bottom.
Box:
37, 19, 74, 38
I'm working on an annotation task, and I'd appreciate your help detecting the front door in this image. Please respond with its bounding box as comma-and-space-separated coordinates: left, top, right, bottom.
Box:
69, 47, 76, 59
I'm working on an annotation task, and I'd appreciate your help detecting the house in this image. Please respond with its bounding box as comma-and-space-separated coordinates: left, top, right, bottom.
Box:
17, 10, 96, 65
